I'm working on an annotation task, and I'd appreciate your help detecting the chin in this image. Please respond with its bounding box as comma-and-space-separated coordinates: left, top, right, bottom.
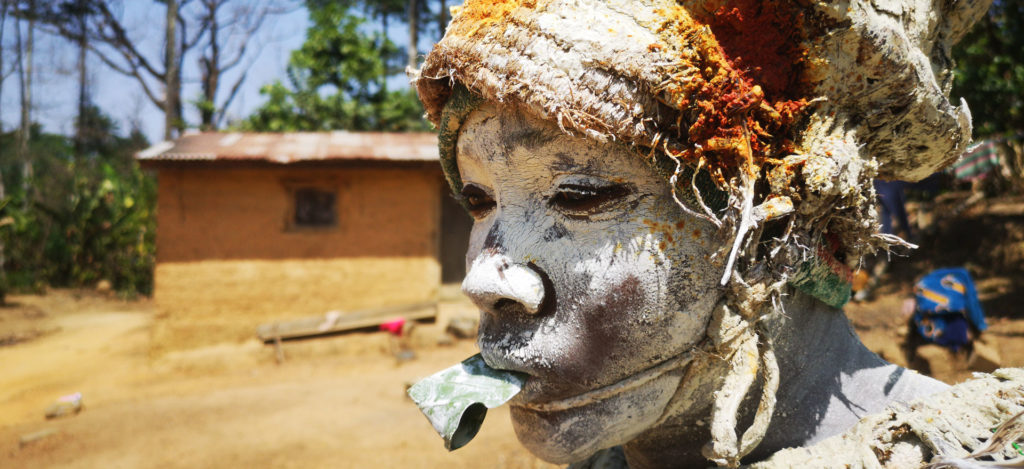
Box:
509, 371, 682, 464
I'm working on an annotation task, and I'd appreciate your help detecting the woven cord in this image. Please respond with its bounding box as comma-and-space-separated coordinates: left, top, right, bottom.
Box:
701, 298, 781, 468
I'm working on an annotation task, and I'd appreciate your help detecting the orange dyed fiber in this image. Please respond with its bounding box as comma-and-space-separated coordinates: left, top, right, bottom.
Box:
447, 0, 535, 38
655, 3, 809, 184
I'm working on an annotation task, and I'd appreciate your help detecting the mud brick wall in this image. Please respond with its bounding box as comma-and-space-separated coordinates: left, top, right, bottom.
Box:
151, 165, 442, 353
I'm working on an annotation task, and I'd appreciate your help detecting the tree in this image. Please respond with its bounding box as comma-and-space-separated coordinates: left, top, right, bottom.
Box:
36, 0, 295, 136
952, 0, 1024, 191
348, 0, 403, 36
193, 0, 296, 130
164, 0, 180, 139
406, 0, 440, 69
49, 0, 94, 155
76, 4, 89, 153
0, 0, 18, 132
330, 0, 437, 69
36, 117, 155, 295
0, 107, 155, 296
0, 0, 15, 302
241, 1, 427, 132
407, 0, 418, 69
952, 0, 1024, 138
14, 0, 33, 204
437, 0, 447, 39
31, 0, 189, 140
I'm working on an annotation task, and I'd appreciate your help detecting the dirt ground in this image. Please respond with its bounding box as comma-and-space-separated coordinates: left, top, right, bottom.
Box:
846, 192, 1024, 384
0, 289, 556, 469
1, 192, 1022, 469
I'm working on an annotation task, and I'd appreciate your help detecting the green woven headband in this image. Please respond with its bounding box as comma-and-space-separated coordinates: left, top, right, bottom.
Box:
436, 84, 851, 308
437, 84, 486, 208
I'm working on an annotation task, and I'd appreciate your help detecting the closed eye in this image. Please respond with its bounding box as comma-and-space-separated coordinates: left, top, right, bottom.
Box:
550, 183, 631, 218
460, 184, 496, 219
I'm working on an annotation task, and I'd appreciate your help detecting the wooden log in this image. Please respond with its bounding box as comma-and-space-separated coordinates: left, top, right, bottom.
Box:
256, 302, 437, 342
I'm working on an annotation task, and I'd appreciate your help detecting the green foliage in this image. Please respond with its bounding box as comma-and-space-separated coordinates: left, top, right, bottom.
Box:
38, 160, 156, 297
240, 1, 430, 132
192, 96, 217, 130
0, 107, 155, 297
953, 0, 1024, 138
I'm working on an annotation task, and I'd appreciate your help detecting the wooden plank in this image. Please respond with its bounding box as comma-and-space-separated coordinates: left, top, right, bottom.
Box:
257, 302, 437, 341
20, 428, 57, 448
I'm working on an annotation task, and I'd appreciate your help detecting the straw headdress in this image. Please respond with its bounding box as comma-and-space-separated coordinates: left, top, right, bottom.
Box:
412, 0, 990, 465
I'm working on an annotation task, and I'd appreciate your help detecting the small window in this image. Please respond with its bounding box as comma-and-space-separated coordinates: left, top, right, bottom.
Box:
293, 187, 337, 228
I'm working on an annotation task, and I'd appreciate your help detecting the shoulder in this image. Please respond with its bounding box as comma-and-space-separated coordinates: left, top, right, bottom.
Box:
751, 368, 1024, 468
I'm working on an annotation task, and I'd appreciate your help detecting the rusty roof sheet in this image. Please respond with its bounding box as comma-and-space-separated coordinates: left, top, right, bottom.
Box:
136, 131, 440, 163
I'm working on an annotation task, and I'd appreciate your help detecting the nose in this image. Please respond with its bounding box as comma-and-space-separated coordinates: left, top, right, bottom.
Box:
462, 253, 547, 316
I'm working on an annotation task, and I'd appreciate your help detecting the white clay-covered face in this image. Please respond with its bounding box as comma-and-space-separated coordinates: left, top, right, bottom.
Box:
457, 103, 723, 463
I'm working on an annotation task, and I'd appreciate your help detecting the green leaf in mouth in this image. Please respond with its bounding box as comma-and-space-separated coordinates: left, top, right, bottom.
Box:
407, 354, 528, 450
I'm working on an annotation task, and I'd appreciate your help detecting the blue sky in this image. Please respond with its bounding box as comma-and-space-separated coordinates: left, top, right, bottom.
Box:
0, 2, 311, 143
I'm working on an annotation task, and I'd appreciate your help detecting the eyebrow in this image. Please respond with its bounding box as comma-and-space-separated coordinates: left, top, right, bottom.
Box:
497, 111, 560, 151
549, 151, 589, 173
500, 127, 558, 150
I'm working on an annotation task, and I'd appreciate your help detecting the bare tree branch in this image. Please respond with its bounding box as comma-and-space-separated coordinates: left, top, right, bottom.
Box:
196, 0, 296, 129
214, 63, 247, 127
30, 0, 294, 133
89, 43, 164, 107
179, 5, 210, 51
91, 2, 165, 80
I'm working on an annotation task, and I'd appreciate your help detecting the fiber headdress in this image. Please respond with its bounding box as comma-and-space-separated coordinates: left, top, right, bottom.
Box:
412, 0, 989, 465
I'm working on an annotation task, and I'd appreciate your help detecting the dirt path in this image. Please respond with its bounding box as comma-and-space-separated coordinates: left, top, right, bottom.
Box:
6, 293, 1020, 469
0, 291, 554, 469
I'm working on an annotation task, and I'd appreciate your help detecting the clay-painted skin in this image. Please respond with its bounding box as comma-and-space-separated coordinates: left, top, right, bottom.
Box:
455, 103, 953, 468
456, 103, 723, 463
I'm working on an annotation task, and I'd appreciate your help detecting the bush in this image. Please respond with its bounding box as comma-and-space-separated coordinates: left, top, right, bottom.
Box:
0, 109, 155, 299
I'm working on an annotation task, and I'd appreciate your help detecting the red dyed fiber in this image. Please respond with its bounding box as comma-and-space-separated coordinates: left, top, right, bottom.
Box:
707, 0, 806, 100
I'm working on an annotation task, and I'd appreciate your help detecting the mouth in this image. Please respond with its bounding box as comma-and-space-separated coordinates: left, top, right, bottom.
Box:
511, 350, 696, 413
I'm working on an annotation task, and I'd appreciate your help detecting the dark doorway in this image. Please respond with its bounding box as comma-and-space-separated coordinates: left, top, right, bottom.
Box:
440, 184, 473, 283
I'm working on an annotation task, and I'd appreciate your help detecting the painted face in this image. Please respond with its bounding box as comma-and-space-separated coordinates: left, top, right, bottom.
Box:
456, 103, 723, 463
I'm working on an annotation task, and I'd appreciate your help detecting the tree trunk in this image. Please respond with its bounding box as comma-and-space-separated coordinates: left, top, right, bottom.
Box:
164, 0, 180, 140
0, 2, 9, 305
407, 0, 418, 69
200, 2, 219, 131
439, 0, 447, 40
0, 1, 6, 134
16, 7, 33, 205
0, 164, 5, 305
76, 11, 88, 157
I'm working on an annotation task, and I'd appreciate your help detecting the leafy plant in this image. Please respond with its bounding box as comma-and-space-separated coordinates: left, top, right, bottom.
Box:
0, 106, 155, 296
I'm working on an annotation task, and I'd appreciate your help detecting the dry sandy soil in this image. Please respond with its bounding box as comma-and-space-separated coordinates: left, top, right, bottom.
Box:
0, 193, 1022, 469
0, 290, 556, 469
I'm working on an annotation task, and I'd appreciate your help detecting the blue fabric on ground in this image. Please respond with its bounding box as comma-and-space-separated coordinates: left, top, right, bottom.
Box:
915, 314, 971, 349
912, 267, 988, 350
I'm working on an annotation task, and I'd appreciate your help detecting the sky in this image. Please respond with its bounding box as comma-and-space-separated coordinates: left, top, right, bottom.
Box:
0, 2, 312, 144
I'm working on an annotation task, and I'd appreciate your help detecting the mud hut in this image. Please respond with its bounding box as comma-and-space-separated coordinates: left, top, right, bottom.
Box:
137, 132, 471, 352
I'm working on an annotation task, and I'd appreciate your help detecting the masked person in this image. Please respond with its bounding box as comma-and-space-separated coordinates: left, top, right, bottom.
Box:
410, 1, 1024, 467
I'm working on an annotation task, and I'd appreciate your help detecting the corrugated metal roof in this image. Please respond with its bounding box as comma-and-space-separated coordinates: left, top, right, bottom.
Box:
136, 131, 440, 163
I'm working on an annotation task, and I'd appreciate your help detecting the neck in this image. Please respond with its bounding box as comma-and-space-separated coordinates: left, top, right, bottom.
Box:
623, 291, 948, 468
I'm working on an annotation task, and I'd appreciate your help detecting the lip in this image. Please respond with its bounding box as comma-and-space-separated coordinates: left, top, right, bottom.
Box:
508, 350, 696, 413
476, 341, 597, 403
